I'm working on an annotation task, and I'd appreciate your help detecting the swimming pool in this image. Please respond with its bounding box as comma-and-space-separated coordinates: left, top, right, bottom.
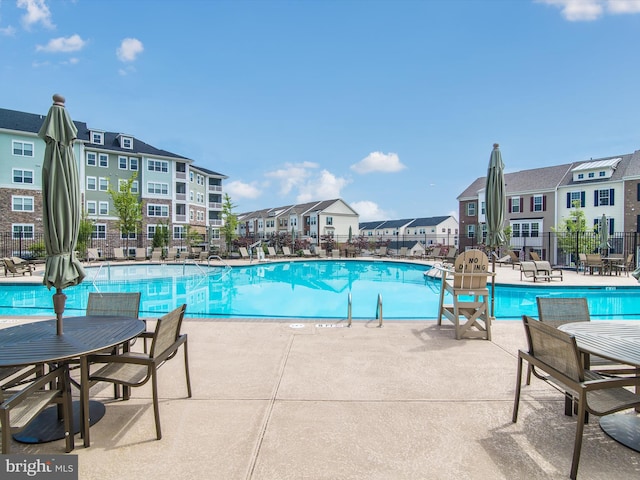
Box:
0, 261, 638, 320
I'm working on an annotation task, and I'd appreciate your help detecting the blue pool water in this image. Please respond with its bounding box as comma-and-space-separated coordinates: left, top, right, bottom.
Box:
0, 261, 638, 320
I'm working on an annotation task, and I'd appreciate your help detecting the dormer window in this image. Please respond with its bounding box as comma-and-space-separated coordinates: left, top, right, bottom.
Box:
118, 134, 133, 150
91, 131, 104, 145
572, 158, 621, 182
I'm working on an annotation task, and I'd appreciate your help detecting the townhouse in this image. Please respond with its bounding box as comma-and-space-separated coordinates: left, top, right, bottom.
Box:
359, 216, 459, 247
457, 151, 640, 263
0, 107, 227, 257
238, 199, 360, 246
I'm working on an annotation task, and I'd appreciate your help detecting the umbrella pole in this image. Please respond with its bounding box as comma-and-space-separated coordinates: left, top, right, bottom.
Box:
53, 288, 66, 335
491, 249, 496, 319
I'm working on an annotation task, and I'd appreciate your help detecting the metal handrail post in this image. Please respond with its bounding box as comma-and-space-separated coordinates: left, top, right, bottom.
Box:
347, 293, 352, 327
376, 293, 383, 327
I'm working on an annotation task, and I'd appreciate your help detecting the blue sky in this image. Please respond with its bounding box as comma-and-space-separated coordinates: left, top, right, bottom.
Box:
2, 1, 640, 221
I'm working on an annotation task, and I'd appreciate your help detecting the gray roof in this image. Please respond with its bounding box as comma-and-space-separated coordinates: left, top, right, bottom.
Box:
190, 164, 228, 178
458, 152, 636, 200
360, 216, 452, 230
0, 107, 193, 162
406, 216, 451, 227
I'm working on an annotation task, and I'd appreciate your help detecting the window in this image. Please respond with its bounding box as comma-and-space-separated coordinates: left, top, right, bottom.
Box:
119, 156, 128, 169
98, 153, 108, 168
129, 157, 139, 171
86, 201, 96, 215
189, 209, 194, 220
12, 141, 34, 157
511, 221, 541, 238
12, 196, 34, 212
190, 171, 194, 182
467, 202, 476, 216
148, 160, 168, 172
13, 169, 34, 184
147, 182, 169, 195
510, 197, 521, 213
467, 224, 475, 238
92, 224, 106, 239
91, 132, 104, 144
599, 171, 606, 177
588, 172, 595, 178
595, 189, 615, 206
121, 136, 133, 149
98, 201, 108, 215
121, 230, 136, 240
567, 191, 585, 208
12, 224, 34, 239
480, 201, 485, 215
99, 178, 109, 191
532, 195, 544, 212
147, 204, 169, 217
577, 173, 584, 180
326, 216, 333, 225
87, 177, 97, 190
86, 152, 97, 166
131, 181, 139, 194
173, 226, 185, 239
189, 191, 194, 201
147, 225, 157, 238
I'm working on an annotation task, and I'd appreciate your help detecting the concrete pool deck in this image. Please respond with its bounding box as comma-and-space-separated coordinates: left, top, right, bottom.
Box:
1, 256, 639, 479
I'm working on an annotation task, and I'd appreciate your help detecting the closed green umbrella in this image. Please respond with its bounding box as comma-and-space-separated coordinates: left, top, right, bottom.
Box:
484, 143, 506, 318
598, 214, 609, 255
39, 94, 86, 335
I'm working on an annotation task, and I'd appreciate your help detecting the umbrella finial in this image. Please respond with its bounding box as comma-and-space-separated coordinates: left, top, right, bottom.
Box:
493, 143, 499, 149
53, 94, 65, 106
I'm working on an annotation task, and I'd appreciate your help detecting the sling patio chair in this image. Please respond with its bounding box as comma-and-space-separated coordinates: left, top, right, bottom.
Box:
506, 250, 521, 269
529, 251, 541, 261
135, 248, 147, 261
112, 248, 127, 261
612, 253, 634, 276
88, 304, 191, 440
585, 254, 604, 275
1, 364, 74, 454
513, 315, 640, 480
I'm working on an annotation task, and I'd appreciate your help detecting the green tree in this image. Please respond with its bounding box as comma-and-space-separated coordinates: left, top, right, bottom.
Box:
221, 193, 238, 256
552, 200, 597, 267
108, 173, 142, 255
152, 221, 170, 253
77, 211, 95, 259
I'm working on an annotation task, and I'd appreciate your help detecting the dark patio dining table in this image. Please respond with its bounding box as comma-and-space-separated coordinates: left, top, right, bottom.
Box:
558, 321, 640, 452
0, 315, 145, 448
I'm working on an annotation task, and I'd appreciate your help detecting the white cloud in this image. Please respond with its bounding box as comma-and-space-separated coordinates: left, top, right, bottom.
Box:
0, 25, 17, 36
225, 180, 262, 200
350, 151, 406, 174
117, 38, 144, 62
350, 201, 390, 222
17, 0, 54, 29
296, 169, 350, 203
537, 0, 640, 21
36, 34, 85, 53
265, 161, 318, 195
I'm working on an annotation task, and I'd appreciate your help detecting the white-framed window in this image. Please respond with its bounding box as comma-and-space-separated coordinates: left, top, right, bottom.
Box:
99, 178, 109, 191
13, 169, 34, 184
148, 160, 168, 172
189, 209, 194, 220
131, 181, 139, 194
189, 191, 194, 201
91, 131, 104, 145
147, 224, 158, 239
12, 141, 34, 157
511, 220, 542, 238
598, 189, 611, 206
467, 202, 476, 216
147, 182, 169, 195
173, 226, 185, 239
533, 195, 544, 212
467, 224, 475, 238
189, 171, 194, 182
98, 201, 109, 215
86, 201, 97, 215
119, 156, 128, 169
12, 195, 34, 212
98, 153, 108, 168
86, 177, 97, 190
86, 152, 97, 166
197, 211, 204, 221
92, 224, 106, 239
511, 197, 521, 213
326, 216, 333, 225
147, 204, 169, 217
122, 137, 132, 149
121, 230, 136, 240
588, 172, 595, 178
12, 224, 34, 239
129, 157, 139, 171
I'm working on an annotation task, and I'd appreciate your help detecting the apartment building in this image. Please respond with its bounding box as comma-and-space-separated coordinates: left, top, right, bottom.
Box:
0, 107, 226, 256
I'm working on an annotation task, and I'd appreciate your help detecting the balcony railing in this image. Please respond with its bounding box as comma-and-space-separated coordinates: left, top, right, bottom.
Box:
208, 185, 222, 192
209, 202, 222, 209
